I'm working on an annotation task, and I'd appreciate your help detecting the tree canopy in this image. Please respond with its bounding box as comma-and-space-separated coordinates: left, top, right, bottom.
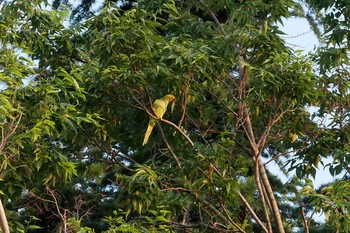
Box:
0, 0, 349, 232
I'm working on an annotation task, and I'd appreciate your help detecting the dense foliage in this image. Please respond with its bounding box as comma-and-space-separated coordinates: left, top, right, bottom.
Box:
0, 0, 349, 232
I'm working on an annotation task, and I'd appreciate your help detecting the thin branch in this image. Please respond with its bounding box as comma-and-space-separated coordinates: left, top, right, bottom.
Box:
1, 164, 31, 174
242, 108, 259, 156
264, 144, 310, 166
203, 172, 245, 232
257, 106, 294, 152
157, 124, 182, 168
95, 139, 138, 167
178, 84, 189, 127
258, 156, 285, 233
95, 156, 132, 171
46, 186, 69, 233
281, 30, 313, 39
219, 199, 244, 232
74, 195, 95, 221
307, 209, 316, 228
196, 0, 226, 35
238, 191, 268, 233
29, 191, 55, 204
300, 206, 309, 233
206, 88, 238, 117
199, 199, 245, 233
170, 221, 237, 232
0, 113, 22, 154
261, 180, 273, 213
301, 205, 317, 233
0, 114, 22, 233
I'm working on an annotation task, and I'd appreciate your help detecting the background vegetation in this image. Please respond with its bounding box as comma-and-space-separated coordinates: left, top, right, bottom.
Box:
0, 0, 349, 232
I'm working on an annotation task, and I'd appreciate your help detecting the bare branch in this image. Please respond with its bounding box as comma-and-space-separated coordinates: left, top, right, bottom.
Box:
199, 199, 246, 233
95, 139, 138, 168
0, 113, 22, 154
300, 206, 309, 233
157, 124, 182, 168
0, 199, 9, 233
219, 199, 245, 232
196, 0, 226, 35
238, 192, 268, 232
178, 84, 189, 127
0, 113, 23, 233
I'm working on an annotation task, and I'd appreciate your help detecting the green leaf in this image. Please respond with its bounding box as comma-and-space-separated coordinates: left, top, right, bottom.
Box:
28, 225, 43, 229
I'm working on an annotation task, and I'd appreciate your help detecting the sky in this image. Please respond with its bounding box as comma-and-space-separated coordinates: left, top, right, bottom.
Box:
281, 17, 320, 52
266, 17, 326, 222
273, 17, 347, 189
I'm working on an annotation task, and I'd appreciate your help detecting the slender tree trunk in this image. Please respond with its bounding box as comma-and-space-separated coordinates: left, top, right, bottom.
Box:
258, 157, 285, 233
301, 206, 311, 233
254, 159, 272, 233
0, 198, 9, 233
243, 108, 285, 232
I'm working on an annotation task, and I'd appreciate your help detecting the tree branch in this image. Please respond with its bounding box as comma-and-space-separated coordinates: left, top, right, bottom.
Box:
258, 156, 285, 233
238, 191, 268, 233
196, 0, 226, 35
0, 113, 22, 233
254, 157, 273, 233
178, 84, 189, 127
95, 139, 137, 170
199, 199, 245, 233
300, 206, 309, 233
218, 198, 246, 233
157, 124, 182, 168
0, 199, 9, 233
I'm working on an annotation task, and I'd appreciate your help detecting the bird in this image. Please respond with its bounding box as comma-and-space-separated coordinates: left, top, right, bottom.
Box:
142, 94, 176, 145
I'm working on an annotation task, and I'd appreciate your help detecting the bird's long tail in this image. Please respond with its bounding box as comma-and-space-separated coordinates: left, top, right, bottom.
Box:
142, 122, 155, 146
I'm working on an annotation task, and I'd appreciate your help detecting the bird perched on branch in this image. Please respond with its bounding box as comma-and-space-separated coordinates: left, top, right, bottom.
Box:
142, 94, 176, 145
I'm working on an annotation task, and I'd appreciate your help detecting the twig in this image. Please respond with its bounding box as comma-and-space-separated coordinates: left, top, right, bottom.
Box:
196, 0, 226, 35
199, 199, 245, 233
157, 124, 182, 168
74, 195, 95, 221
219, 199, 243, 232
161, 118, 194, 146
95, 139, 138, 167
257, 106, 294, 152
264, 144, 310, 165
238, 191, 268, 233
0, 113, 22, 154
208, 90, 238, 117
46, 186, 68, 232
178, 84, 189, 127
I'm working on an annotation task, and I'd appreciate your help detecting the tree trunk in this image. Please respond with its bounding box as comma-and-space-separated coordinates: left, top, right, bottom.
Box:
258, 157, 285, 233
0, 198, 9, 233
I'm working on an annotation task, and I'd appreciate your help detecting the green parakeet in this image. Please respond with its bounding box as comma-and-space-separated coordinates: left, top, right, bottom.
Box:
142, 94, 176, 146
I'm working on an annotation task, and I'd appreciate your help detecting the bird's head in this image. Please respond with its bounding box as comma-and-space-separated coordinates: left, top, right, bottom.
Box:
164, 94, 176, 113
